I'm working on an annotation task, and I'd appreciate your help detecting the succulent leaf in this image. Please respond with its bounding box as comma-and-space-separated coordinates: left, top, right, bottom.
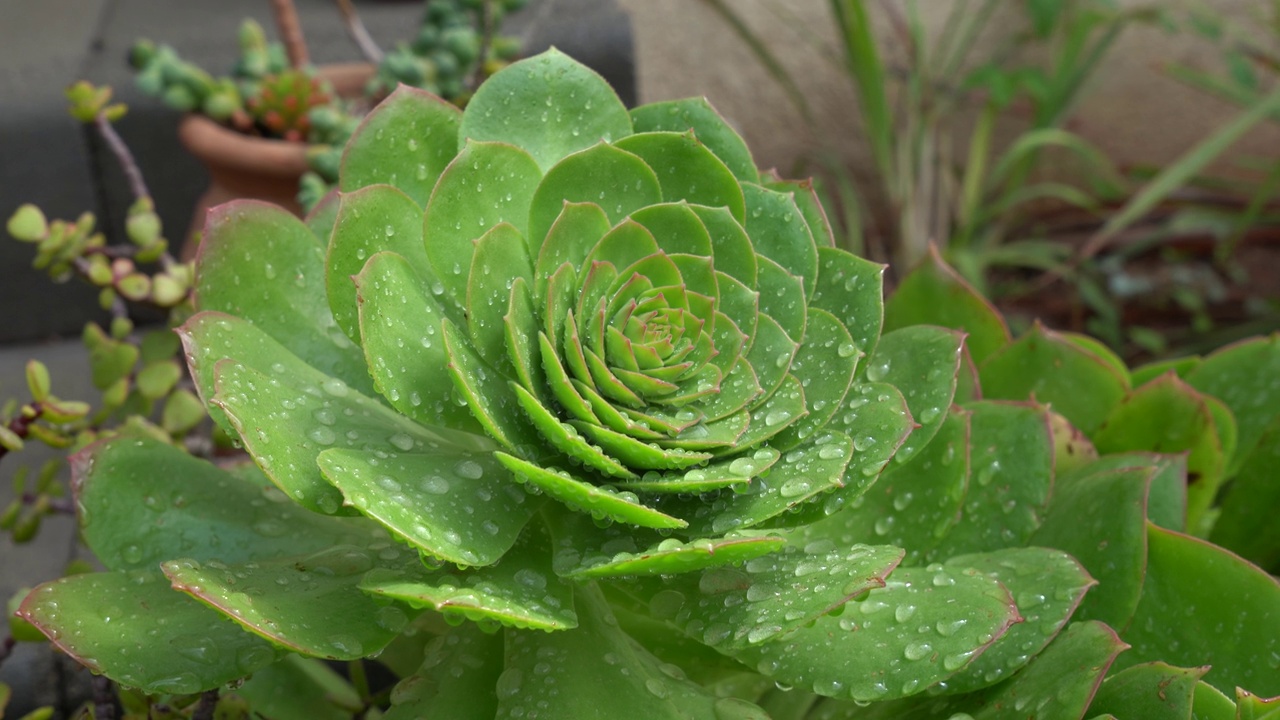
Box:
865, 325, 963, 463
338, 86, 461, 206
794, 409, 969, 564
18, 571, 279, 695
1210, 414, 1280, 568
979, 322, 1130, 435
1087, 662, 1207, 719
423, 140, 542, 306
728, 564, 1019, 703
354, 251, 481, 433
163, 544, 419, 660
382, 624, 504, 719
1093, 373, 1228, 534
361, 519, 577, 631
326, 184, 435, 342
1115, 523, 1280, 696
615, 543, 905, 653
931, 547, 1095, 694
883, 245, 1011, 365
458, 47, 633, 173
74, 437, 371, 570
938, 402, 1054, 558
629, 97, 758, 183
1184, 334, 1280, 474
1029, 466, 1152, 628
196, 202, 375, 398
317, 448, 537, 566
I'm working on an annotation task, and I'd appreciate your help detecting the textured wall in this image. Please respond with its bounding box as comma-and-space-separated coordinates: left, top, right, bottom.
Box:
618, 0, 1280, 189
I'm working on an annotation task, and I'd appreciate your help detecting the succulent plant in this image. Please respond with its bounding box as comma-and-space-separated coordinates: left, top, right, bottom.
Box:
14, 50, 1279, 717
367, 0, 528, 99
242, 68, 334, 142
130, 20, 331, 141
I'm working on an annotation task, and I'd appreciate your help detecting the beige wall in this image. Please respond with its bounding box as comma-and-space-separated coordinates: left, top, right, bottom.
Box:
617, 0, 1280, 190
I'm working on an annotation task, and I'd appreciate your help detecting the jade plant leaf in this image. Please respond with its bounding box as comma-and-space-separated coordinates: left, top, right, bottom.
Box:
1115, 523, 1280, 696
884, 245, 1011, 365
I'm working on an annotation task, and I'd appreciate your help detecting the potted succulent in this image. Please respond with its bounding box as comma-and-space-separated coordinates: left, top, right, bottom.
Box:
129, 0, 527, 257
3, 48, 1278, 717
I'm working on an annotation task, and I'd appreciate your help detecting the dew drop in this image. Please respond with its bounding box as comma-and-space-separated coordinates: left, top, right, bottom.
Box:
388, 433, 415, 451
308, 427, 337, 446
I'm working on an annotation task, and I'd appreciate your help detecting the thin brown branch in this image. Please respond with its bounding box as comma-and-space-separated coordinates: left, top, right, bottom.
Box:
335, 0, 384, 63
96, 113, 149, 201
271, 0, 310, 68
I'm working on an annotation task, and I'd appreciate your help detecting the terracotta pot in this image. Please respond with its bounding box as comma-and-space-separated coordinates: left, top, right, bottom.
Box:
179, 62, 374, 258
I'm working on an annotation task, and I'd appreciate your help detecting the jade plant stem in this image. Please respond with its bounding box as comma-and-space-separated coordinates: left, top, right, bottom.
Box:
95, 112, 149, 203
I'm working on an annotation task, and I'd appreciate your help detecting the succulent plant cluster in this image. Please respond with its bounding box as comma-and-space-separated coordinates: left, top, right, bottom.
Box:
244, 69, 334, 142
367, 0, 528, 99
13, 51, 1279, 718
131, 20, 333, 140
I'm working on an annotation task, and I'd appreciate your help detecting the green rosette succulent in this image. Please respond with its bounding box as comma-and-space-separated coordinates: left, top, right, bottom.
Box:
16, 49, 1279, 718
